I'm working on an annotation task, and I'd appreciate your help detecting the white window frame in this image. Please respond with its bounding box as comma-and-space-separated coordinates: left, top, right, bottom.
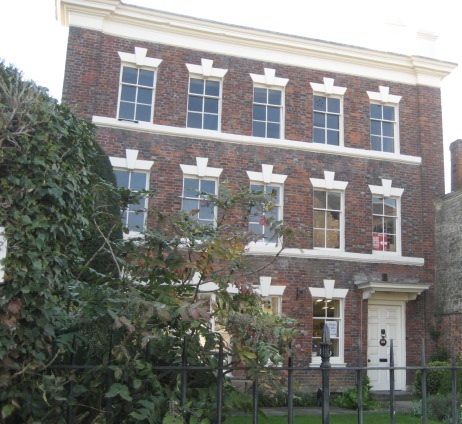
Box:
310, 78, 346, 146
250, 68, 288, 139
247, 164, 287, 247
180, 157, 223, 227
254, 276, 285, 316
310, 279, 348, 366
186, 59, 227, 131
0, 227, 6, 283
367, 86, 401, 154
369, 178, 404, 256
117, 47, 162, 123
310, 171, 348, 251
110, 149, 154, 238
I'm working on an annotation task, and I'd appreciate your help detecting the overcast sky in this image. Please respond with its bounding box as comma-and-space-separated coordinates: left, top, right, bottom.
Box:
1, 0, 460, 192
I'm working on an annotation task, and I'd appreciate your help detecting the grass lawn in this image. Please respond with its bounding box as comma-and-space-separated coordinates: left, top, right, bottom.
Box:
225, 412, 441, 423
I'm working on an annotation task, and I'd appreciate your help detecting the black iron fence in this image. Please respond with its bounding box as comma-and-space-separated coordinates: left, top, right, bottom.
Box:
51, 332, 462, 424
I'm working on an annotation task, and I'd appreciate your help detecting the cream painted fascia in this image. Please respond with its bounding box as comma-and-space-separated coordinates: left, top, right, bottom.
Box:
355, 281, 430, 300
92, 116, 422, 166
57, 0, 457, 88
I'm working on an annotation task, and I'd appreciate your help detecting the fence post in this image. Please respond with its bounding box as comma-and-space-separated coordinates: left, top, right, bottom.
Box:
105, 332, 114, 424
252, 378, 259, 424
181, 336, 188, 409
287, 342, 294, 424
356, 342, 363, 424
451, 342, 458, 424
216, 334, 224, 424
389, 339, 395, 424
421, 340, 428, 424
320, 322, 331, 424
66, 335, 77, 424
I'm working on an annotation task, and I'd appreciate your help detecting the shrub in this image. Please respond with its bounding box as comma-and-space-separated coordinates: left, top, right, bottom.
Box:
413, 361, 462, 396
332, 376, 379, 410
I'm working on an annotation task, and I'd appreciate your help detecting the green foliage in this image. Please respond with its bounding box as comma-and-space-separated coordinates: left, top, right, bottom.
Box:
332, 376, 379, 410
0, 62, 299, 423
412, 361, 462, 396
426, 393, 462, 422
0, 61, 104, 422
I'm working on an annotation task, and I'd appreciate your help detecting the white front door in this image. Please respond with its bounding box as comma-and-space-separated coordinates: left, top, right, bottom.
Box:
367, 302, 405, 391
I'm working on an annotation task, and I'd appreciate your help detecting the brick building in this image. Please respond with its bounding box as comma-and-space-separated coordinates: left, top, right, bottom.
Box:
58, 0, 456, 391
435, 139, 462, 359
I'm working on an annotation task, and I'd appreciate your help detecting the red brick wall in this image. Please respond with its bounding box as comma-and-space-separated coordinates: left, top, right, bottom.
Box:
62, 26, 445, 390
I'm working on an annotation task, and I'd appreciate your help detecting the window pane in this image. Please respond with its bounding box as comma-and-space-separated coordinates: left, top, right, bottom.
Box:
204, 98, 219, 113
190, 78, 204, 94
313, 112, 325, 127
372, 198, 383, 215
327, 114, 339, 130
372, 216, 383, 232
114, 170, 129, 188
267, 185, 281, 202
383, 105, 395, 121
251, 184, 264, 193
313, 229, 325, 247
188, 96, 203, 112
121, 85, 136, 102
371, 136, 382, 151
253, 104, 266, 121
370, 120, 381, 135
327, 98, 340, 113
387, 234, 397, 252
267, 106, 280, 123
313, 127, 325, 143
327, 211, 340, 229
135, 104, 151, 122
327, 192, 341, 210
383, 122, 394, 137
268, 89, 282, 105
384, 198, 397, 215
383, 138, 394, 153
267, 123, 280, 139
384, 216, 396, 233
122, 67, 137, 84
370, 104, 382, 119
199, 201, 214, 220
139, 69, 154, 87
254, 87, 267, 103
314, 96, 326, 111
137, 87, 153, 104
204, 114, 218, 130
205, 80, 220, 96
187, 112, 202, 128
253, 121, 265, 137
127, 211, 144, 232
326, 231, 339, 248
183, 198, 198, 213
130, 172, 147, 191
249, 222, 262, 235
313, 190, 326, 208
119, 102, 135, 120
313, 210, 325, 228
201, 180, 216, 195
327, 130, 339, 146
184, 178, 199, 198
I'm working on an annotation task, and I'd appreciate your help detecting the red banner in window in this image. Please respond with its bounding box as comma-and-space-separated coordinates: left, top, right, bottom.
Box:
373, 233, 387, 251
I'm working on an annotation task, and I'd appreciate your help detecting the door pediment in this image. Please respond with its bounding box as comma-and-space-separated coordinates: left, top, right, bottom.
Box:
355, 281, 430, 300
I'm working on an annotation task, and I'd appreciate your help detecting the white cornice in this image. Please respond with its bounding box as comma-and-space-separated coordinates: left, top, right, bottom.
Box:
57, 0, 457, 88
92, 116, 422, 166
354, 281, 430, 300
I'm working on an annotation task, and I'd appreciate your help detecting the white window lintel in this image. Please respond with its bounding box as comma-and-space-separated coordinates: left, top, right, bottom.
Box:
310, 171, 348, 190
109, 149, 154, 171
369, 178, 404, 197
367, 86, 401, 104
246, 164, 287, 185
180, 157, 223, 178
310, 77, 347, 96
186, 58, 228, 78
118, 47, 162, 69
250, 68, 289, 87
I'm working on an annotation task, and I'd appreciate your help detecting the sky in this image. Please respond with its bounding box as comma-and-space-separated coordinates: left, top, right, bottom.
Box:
1, 0, 461, 193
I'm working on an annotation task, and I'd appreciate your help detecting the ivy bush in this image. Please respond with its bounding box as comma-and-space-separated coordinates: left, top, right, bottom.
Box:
0, 61, 299, 423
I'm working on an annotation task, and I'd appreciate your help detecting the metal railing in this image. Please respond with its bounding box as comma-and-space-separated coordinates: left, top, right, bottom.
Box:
51, 333, 462, 424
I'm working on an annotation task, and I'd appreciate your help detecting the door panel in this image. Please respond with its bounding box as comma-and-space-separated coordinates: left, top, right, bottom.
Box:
367, 303, 404, 390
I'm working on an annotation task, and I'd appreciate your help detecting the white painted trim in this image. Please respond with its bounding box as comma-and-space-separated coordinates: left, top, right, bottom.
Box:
355, 281, 430, 300
58, 0, 456, 88
118, 47, 162, 68
310, 77, 347, 96
109, 149, 154, 171
246, 164, 288, 184
180, 157, 223, 178
186, 58, 228, 78
310, 171, 348, 190
367, 86, 401, 104
249, 68, 289, 87
92, 116, 422, 166
369, 179, 404, 197
245, 245, 425, 266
